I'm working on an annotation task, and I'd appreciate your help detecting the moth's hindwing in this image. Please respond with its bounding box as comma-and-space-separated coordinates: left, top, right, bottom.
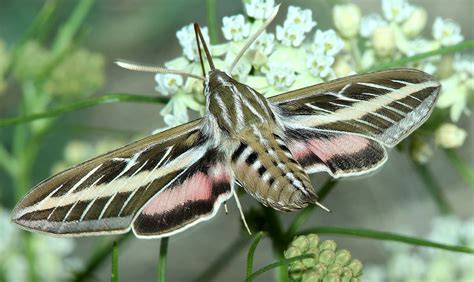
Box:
271, 68, 441, 148
133, 148, 233, 238
11, 119, 233, 237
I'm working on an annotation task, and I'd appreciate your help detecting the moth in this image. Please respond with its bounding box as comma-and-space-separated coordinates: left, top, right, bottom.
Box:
12, 6, 440, 239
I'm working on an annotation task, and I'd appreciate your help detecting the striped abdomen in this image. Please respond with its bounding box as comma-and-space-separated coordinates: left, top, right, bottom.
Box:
230, 125, 317, 211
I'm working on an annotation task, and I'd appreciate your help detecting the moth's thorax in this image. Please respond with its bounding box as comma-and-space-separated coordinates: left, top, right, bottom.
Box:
205, 69, 276, 134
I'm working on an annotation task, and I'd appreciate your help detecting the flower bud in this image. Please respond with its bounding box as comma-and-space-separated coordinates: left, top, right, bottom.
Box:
292, 235, 310, 251
347, 259, 363, 276
410, 139, 433, 164
435, 123, 467, 148
333, 4, 361, 38
402, 7, 427, 38
302, 270, 321, 282
322, 273, 340, 282
335, 249, 352, 266
320, 240, 337, 252
372, 26, 395, 57
319, 250, 336, 265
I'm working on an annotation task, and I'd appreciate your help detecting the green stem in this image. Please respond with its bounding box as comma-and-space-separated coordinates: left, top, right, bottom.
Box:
261, 208, 288, 282
111, 241, 118, 282
157, 237, 169, 282
246, 232, 265, 278
444, 149, 474, 190
205, 0, 219, 44
367, 39, 474, 72
194, 236, 248, 282
0, 94, 169, 128
245, 254, 314, 282
413, 162, 453, 214
74, 234, 131, 282
297, 226, 474, 254
24, 233, 38, 282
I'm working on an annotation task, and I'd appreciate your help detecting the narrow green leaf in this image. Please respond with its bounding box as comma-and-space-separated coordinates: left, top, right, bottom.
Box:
205, 0, 219, 44
73, 234, 131, 282
444, 149, 474, 190
52, 0, 95, 54
245, 254, 314, 282
298, 226, 474, 254
157, 237, 169, 282
0, 94, 169, 128
367, 39, 474, 72
111, 241, 118, 282
414, 162, 453, 214
246, 232, 265, 278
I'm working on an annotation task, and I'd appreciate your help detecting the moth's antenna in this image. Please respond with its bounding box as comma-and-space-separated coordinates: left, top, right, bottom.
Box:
194, 24, 207, 77
315, 201, 331, 213
115, 59, 205, 81
228, 4, 280, 74
233, 188, 252, 235
194, 23, 215, 72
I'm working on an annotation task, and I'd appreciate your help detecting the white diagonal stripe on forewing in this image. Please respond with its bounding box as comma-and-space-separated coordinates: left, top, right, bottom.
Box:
358, 82, 422, 102
328, 102, 396, 124
295, 81, 437, 127
45, 164, 103, 220
98, 159, 149, 220
31, 145, 206, 213
63, 175, 104, 222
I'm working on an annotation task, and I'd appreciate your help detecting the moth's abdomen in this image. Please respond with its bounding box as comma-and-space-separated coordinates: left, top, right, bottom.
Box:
231, 126, 317, 211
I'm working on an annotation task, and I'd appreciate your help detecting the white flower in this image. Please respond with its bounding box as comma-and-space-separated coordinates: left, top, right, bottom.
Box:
176, 24, 210, 61
251, 32, 275, 55
435, 123, 467, 148
437, 75, 470, 121
154, 74, 183, 95
313, 29, 344, 57
285, 6, 317, 33
410, 139, 433, 164
333, 3, 361, 38
401, 6, 427, 38
307, 52, 335, 78
382, 0, 414, 23
160, 92, 203, 127
266, 63, 296, 90
360, 14, 387, 38
222, 14, 251, 41
432, 17, 464, 46
245, 0, 275, 20
387, 252, 427, 280
453, 53, 474, 82
276, 23, 306, 47
372, 26, 396, 57
427, 216, 463, 245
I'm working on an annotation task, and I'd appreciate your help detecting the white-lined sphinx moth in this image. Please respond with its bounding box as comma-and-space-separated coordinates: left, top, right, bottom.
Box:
12, 6, 440, 239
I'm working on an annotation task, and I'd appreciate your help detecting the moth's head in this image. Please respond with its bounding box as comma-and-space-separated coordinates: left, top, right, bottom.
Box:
204, 69, 234, 95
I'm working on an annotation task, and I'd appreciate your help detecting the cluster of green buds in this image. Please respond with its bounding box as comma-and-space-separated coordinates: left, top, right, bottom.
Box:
284, 234, 363, 282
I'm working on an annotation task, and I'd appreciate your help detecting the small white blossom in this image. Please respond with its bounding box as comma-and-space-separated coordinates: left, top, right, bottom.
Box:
307, 52, 335, 78
402, 6, 427, 38
245, 0, 275, 20
387, 252, 427, 280
313, 29, 344, 57
410, 139, 433, 164
154, 74, 183, 95
176, 24, 210, 61
285, 6, 317, 33
432, 17, 464, 46
276, 23, 306, 47
437, 74, 470, 121
333, 3, 361, 38
266, 63, 296, 90
372, 26, 396, 57
453, 53, 474, 82
160, 92, 202, 127
251, 32, 275, 55
360, 14, 387, 38
382, 0, 414, 23
222, 14, 251, 41
435, 123, 467, 148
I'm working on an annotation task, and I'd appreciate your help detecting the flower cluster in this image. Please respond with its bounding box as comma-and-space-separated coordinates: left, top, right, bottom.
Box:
364, 216, 474, 281
284, 234, 363, 281
152, 0, 470, 157
0, 208, 81, 281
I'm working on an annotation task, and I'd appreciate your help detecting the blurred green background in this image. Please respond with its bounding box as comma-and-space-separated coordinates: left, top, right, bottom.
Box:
0, 0, 473, 281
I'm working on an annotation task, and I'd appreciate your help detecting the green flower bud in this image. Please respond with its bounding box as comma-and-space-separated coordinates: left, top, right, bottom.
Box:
301, 270, 321, 282
306, 234, 320, 249
314, 264, 328, 276
322, 272, 340, 282
347, 259, 363, 276
327, 263, 344, 275
285, 246, 303, 258
341, 269, 354, 282
13, 41, 51, 81
292, 235, 310, 252
410, 138, 433, 164
303, 257, 316, 268
320, 240, 337, 252
289, 260, 306, 280
335, 250, 351, 266
319, 250, 336, 265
